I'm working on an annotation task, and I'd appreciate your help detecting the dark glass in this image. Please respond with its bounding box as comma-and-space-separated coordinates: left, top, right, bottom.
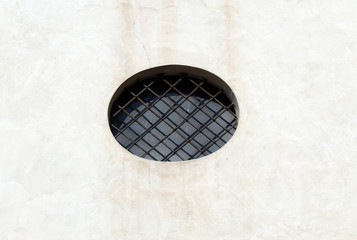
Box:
110, 75, 237, 162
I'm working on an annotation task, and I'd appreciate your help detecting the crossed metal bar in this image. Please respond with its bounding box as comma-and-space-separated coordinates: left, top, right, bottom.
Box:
110, 74, 237, 161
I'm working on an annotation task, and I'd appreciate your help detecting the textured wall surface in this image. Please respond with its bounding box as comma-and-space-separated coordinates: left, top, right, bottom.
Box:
1, 0, 357, 239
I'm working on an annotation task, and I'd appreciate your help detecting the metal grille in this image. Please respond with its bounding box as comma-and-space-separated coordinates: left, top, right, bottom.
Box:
109, 74, 238, 162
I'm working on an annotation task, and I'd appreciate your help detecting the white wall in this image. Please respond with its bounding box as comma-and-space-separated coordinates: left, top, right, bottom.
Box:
1, 0, 357, 239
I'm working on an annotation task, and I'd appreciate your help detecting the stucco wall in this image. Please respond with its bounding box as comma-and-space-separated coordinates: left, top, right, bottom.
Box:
1, 0, 357, 239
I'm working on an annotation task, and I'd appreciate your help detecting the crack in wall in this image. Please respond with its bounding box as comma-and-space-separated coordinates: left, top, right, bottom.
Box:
133, 0, 151, 67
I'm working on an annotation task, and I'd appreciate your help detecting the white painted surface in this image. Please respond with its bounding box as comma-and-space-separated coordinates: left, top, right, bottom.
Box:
1, 0, 357, 239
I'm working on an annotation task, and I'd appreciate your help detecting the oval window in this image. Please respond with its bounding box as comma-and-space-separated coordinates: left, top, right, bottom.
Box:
108, 65, 239, 162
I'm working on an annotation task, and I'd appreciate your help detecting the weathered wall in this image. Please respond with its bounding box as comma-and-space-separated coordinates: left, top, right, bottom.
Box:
1, 0, 357, 239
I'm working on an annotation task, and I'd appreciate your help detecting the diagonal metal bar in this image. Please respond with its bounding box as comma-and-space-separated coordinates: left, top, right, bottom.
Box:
125, 83, 200, 157
165, 95, 224, 147
146, 103, 206, 157
191, 123, 236, 159
162, 104, 231, 160
142, 80, 209, 150
161, 79, 233, 150
111, 123, 159, 160
189, 78, 237, 117
120, 97, 187, 161
162, 104, 229, 160
168, 90, 236, 152
114, 77, 182, 138
169, 78, 236, 135
139, 81, 206, 159
123, 77, 195, 152
112, 80, 157, 117
128, 93, 191, 160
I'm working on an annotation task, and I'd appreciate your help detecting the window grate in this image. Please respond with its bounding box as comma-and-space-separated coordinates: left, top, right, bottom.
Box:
109, 73, 238, 162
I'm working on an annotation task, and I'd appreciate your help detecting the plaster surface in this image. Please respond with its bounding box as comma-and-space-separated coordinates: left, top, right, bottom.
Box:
1, 0, 357, 239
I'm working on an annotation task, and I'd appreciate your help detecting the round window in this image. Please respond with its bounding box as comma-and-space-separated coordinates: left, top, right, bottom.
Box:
108, 65, 239, 162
